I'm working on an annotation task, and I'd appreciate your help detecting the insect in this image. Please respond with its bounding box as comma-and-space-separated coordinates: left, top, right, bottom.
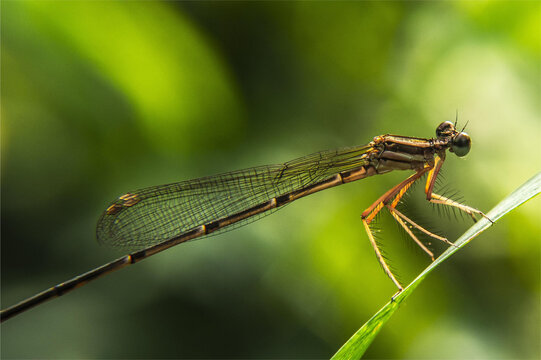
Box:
1, 120, 487, 322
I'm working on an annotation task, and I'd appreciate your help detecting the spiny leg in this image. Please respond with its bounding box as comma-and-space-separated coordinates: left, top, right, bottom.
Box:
382, 165, 457, 256
382, 166, 455, 254
362, 219, 403, 290
425, 155, 491, 223
386, 205, 457, 248
361, 167, 431, 291
386, 206, 435, 261
429, 193, 490, 222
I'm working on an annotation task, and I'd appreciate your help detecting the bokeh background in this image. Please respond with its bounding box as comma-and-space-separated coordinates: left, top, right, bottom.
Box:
2, 1, 540, 359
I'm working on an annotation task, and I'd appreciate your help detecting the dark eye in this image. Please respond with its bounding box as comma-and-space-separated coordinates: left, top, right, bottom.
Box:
436, 121, 454, 138
451, 132, 471, 157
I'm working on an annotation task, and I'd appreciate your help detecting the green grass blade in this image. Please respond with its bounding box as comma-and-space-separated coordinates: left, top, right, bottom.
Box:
331, 171, 541, 360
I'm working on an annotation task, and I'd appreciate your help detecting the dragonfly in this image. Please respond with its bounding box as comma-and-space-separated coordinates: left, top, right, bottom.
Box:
1, 120, 488, 322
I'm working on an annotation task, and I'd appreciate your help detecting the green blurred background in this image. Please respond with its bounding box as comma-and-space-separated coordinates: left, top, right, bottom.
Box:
2, 1, 540, 358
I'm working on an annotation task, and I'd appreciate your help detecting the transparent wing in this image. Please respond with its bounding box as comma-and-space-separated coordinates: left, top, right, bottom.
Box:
96, 145, 372, 249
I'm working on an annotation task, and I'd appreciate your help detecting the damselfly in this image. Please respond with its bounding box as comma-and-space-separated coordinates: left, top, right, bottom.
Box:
1, 121, 488, 322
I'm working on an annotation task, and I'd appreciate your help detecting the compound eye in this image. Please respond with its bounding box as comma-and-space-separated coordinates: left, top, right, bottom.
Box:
451, 132, 471, 157
436, 121, 455, 138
